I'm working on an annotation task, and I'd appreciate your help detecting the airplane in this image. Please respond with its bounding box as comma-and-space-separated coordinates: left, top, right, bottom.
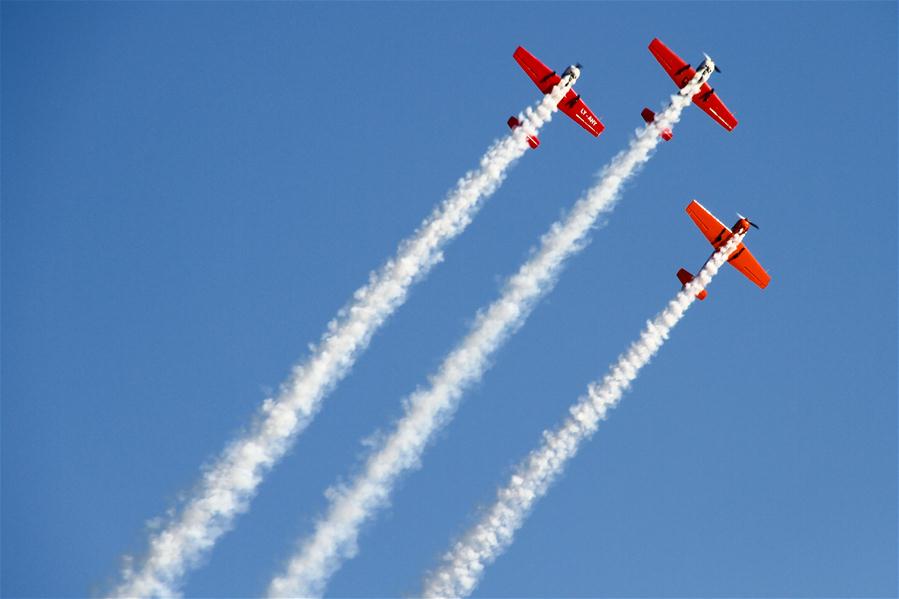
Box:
507, 46, 604, 149
678, 200, 770, 300
641, 38, 738, 142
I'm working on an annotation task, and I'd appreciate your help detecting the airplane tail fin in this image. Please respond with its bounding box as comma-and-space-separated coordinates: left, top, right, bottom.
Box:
640, 108, 673, 141
507, 116, 540, 149
677, 268, 707, 300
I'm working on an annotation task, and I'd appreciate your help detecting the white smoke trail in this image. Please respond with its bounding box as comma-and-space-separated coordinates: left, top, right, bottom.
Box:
423, 232, 746, 598
113, 81, 575, 598
266, 75, 707, 598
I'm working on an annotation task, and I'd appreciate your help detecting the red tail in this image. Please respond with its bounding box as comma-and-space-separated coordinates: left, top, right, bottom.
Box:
677, 268, 707, 300
507, 116, 540, 149
641, 108, 673, 141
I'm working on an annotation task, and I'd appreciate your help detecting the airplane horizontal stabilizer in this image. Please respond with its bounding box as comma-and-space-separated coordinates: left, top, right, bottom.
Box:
677, 268, 708, 300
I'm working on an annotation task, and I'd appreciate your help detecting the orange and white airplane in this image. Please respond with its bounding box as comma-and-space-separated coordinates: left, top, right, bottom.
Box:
678, 200, 770, 300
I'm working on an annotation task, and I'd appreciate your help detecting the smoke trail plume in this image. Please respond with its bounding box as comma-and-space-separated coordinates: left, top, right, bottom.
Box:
423, 232, 746, 598
113, 81, 574, 598
266, 75, 707, 598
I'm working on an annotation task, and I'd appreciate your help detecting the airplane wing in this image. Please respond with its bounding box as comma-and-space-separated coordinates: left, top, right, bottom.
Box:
513, 46, 560, 94
686, 200, 731, 246
558, 90, 604, 137
693, 85, 739, 131
649, 38, 696, 89
728, 244, 771, 289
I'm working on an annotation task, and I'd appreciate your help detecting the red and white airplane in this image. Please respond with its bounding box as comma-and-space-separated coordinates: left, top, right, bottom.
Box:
641, 38, 738, 141
506, 46, 604, 149
678, 200, 770, 300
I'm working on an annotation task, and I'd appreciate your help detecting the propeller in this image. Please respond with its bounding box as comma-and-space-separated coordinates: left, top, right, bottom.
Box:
737, 212, 760, 230
700, 53, 722, 73
575, 62, 583, 69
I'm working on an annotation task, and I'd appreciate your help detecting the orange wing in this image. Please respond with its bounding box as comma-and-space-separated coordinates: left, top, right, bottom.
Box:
686, 200, 732, 247
728, 245, 771, 289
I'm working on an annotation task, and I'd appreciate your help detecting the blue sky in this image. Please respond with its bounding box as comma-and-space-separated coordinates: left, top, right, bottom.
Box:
2, 2, 896, 597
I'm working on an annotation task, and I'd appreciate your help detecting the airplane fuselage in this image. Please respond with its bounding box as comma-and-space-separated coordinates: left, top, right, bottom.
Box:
684, 221, 749, 300
708, 217, 751, 250
731, 218, 752, 236
681, 58, 715, 93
